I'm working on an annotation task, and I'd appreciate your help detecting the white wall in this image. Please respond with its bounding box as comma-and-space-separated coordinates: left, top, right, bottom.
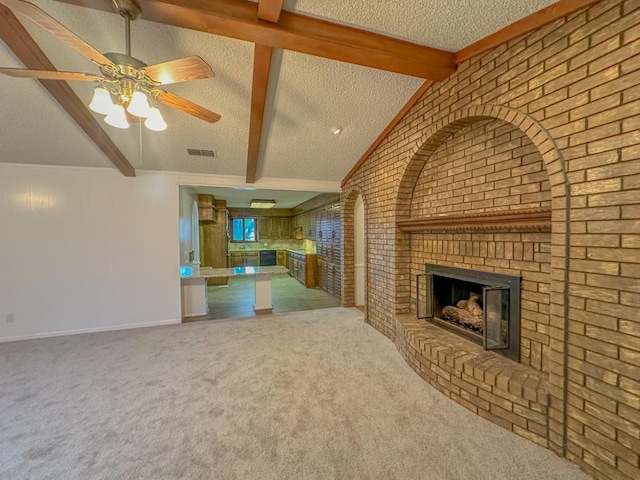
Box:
354, 195, 365, 306
0, 164, 182, 341
178, 186, 198, 265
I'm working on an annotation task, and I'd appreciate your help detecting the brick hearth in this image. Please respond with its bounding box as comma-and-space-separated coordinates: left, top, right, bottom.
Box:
396, 314, 549, 446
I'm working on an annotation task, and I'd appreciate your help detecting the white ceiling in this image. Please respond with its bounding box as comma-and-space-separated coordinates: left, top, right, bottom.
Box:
0, 0, 558, 185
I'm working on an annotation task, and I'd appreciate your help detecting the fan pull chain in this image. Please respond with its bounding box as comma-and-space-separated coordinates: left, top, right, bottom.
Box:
139, 119, 143, 167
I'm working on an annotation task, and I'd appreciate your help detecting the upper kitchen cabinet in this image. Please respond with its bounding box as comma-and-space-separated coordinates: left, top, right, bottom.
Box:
256, 217, 292, 240
258, 218, 271, 239
197, 194, 217, 223
272, 217, 291, 239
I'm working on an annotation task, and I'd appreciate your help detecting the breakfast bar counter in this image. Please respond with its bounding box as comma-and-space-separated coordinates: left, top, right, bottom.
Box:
180, 265, 288, 318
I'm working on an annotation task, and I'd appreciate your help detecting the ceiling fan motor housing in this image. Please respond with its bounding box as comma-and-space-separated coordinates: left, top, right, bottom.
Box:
112, 0, 141, 19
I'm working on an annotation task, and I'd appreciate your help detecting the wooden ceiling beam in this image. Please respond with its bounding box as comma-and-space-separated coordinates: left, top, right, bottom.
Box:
0, 5, 135, 177
246, 44, 272, 184
257, 0, 284, 23
53, 0, 456, 81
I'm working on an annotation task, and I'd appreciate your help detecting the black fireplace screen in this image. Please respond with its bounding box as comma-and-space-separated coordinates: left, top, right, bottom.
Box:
417, 264, 520, 361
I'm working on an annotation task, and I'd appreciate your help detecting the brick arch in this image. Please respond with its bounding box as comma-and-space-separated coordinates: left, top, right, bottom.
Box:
393, 104, 571, 455
395, 104, 569, 308
342, 187, 368, 312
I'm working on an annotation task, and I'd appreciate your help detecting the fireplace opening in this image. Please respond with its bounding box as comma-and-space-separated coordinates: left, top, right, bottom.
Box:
418, 264, 521, 361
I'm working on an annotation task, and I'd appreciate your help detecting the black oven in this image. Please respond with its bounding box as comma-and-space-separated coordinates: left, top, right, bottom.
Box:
259, 250, 276, 266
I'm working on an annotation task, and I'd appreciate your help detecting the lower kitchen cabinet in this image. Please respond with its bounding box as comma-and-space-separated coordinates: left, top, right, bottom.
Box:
318, 258, 341, 300
245, 252, 258, 266
276, 250, 287, 267
287, 251, 317, 287
229, 252, 259, 267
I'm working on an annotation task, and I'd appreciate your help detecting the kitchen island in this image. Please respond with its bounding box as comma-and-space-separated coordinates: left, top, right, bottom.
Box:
180, 265, 288, 318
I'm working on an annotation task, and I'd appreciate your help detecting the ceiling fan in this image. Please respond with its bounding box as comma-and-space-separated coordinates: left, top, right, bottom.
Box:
0, 0, 221, 131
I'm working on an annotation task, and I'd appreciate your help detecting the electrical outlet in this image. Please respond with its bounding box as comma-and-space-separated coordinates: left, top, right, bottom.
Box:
6, 313, 14, 323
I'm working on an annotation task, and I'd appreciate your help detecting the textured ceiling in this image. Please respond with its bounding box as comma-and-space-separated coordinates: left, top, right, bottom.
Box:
287, 0, 558, 51
0, 0, 560, 185
258, 50, 423, 181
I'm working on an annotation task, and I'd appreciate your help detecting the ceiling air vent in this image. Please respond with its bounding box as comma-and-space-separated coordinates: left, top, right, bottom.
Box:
187, 148, 216, 157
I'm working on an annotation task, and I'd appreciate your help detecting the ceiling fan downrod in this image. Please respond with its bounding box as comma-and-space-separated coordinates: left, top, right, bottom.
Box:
112, 0, 141, 57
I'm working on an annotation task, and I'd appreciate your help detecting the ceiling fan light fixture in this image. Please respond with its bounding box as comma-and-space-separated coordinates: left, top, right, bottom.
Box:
104, 103, 130, 129
127, 90, 151, 118
144, 106, 167, 131
88, 86, 114, 115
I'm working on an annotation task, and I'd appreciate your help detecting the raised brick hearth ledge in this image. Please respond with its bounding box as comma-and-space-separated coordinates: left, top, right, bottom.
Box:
395, 314, 549, 446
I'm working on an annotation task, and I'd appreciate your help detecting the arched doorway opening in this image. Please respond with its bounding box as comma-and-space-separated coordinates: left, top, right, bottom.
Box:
354, 194, 365, 309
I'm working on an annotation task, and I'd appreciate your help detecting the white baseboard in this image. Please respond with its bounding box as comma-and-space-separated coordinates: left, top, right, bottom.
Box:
0, 319, 181, 343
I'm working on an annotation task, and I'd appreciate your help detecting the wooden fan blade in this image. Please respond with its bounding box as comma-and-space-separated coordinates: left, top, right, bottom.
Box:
154, 90, 221, 123
0, 0, 114, 67
0, 67, 101, 81
142, 56, 214, 85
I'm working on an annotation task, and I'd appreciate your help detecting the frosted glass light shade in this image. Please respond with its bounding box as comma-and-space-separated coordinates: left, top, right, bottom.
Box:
145, 107, 167, 131
127, 91, 151, 118
104, 104, 129, 129
88, 87, 114, 115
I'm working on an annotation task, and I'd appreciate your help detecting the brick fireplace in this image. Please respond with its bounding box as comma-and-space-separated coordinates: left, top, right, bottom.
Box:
420, 263, 522, 361
341, 3, 640, 479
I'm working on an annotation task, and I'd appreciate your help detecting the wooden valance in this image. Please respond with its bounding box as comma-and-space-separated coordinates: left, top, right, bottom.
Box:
396, 208, 552, 232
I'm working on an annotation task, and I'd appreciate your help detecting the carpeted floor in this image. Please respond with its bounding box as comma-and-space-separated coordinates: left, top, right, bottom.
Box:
0, 308, 589, 480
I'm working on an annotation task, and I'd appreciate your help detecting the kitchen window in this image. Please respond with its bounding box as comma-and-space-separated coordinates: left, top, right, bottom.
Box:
231, 218, 256, 242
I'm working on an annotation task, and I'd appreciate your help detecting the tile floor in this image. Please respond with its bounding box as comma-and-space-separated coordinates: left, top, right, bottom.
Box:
186, 273, 341, 321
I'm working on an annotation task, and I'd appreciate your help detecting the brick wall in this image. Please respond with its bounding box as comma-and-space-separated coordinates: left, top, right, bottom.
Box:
411, 119, 551, 215
342, 1, 640, 478
408, 119, 552, 370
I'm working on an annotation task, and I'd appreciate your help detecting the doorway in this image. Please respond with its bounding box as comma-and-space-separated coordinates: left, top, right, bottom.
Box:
354, 194, 365, 309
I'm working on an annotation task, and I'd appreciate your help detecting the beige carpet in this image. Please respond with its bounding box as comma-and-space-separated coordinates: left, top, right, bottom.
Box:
0, 308, 589, 480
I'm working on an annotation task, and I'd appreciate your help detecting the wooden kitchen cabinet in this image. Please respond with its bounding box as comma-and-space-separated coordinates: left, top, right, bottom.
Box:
287, 251, 317, 287
197, 194, 217, 224
228, 252, 259, 267
257, 217, 292, 240
276, 217, 291, 239
258, 218, 271, 239
229, 252, 244, 267
276, 250, 287, 267
245, 252, 259, 266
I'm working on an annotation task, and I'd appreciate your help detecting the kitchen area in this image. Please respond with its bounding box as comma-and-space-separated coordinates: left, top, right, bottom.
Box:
179, 186, 342, 320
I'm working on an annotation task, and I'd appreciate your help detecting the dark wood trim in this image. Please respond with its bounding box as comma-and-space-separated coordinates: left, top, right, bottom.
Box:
246, 44, 272, 184
0, 6, 135, 177
228, 207, 292, 218
290, 193, 341, 216
396, 208, 552, 232
257, 0, 284, 23
53, 0, 456, 80
455, 0, 602, 64
341, 80, 434, 187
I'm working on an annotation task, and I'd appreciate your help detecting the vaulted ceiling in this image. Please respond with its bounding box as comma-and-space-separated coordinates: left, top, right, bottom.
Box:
0, 0, 568, 186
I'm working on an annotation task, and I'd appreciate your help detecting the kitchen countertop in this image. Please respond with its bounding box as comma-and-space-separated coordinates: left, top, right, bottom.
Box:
181, 265, 289, 279
228, 248, 316, 254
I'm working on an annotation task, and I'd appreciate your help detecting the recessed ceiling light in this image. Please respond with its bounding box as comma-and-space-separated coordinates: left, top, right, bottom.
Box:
331, 126, 342, 135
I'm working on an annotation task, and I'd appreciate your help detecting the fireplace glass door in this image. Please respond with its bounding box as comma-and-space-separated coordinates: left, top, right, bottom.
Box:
483, 286, 509, 350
